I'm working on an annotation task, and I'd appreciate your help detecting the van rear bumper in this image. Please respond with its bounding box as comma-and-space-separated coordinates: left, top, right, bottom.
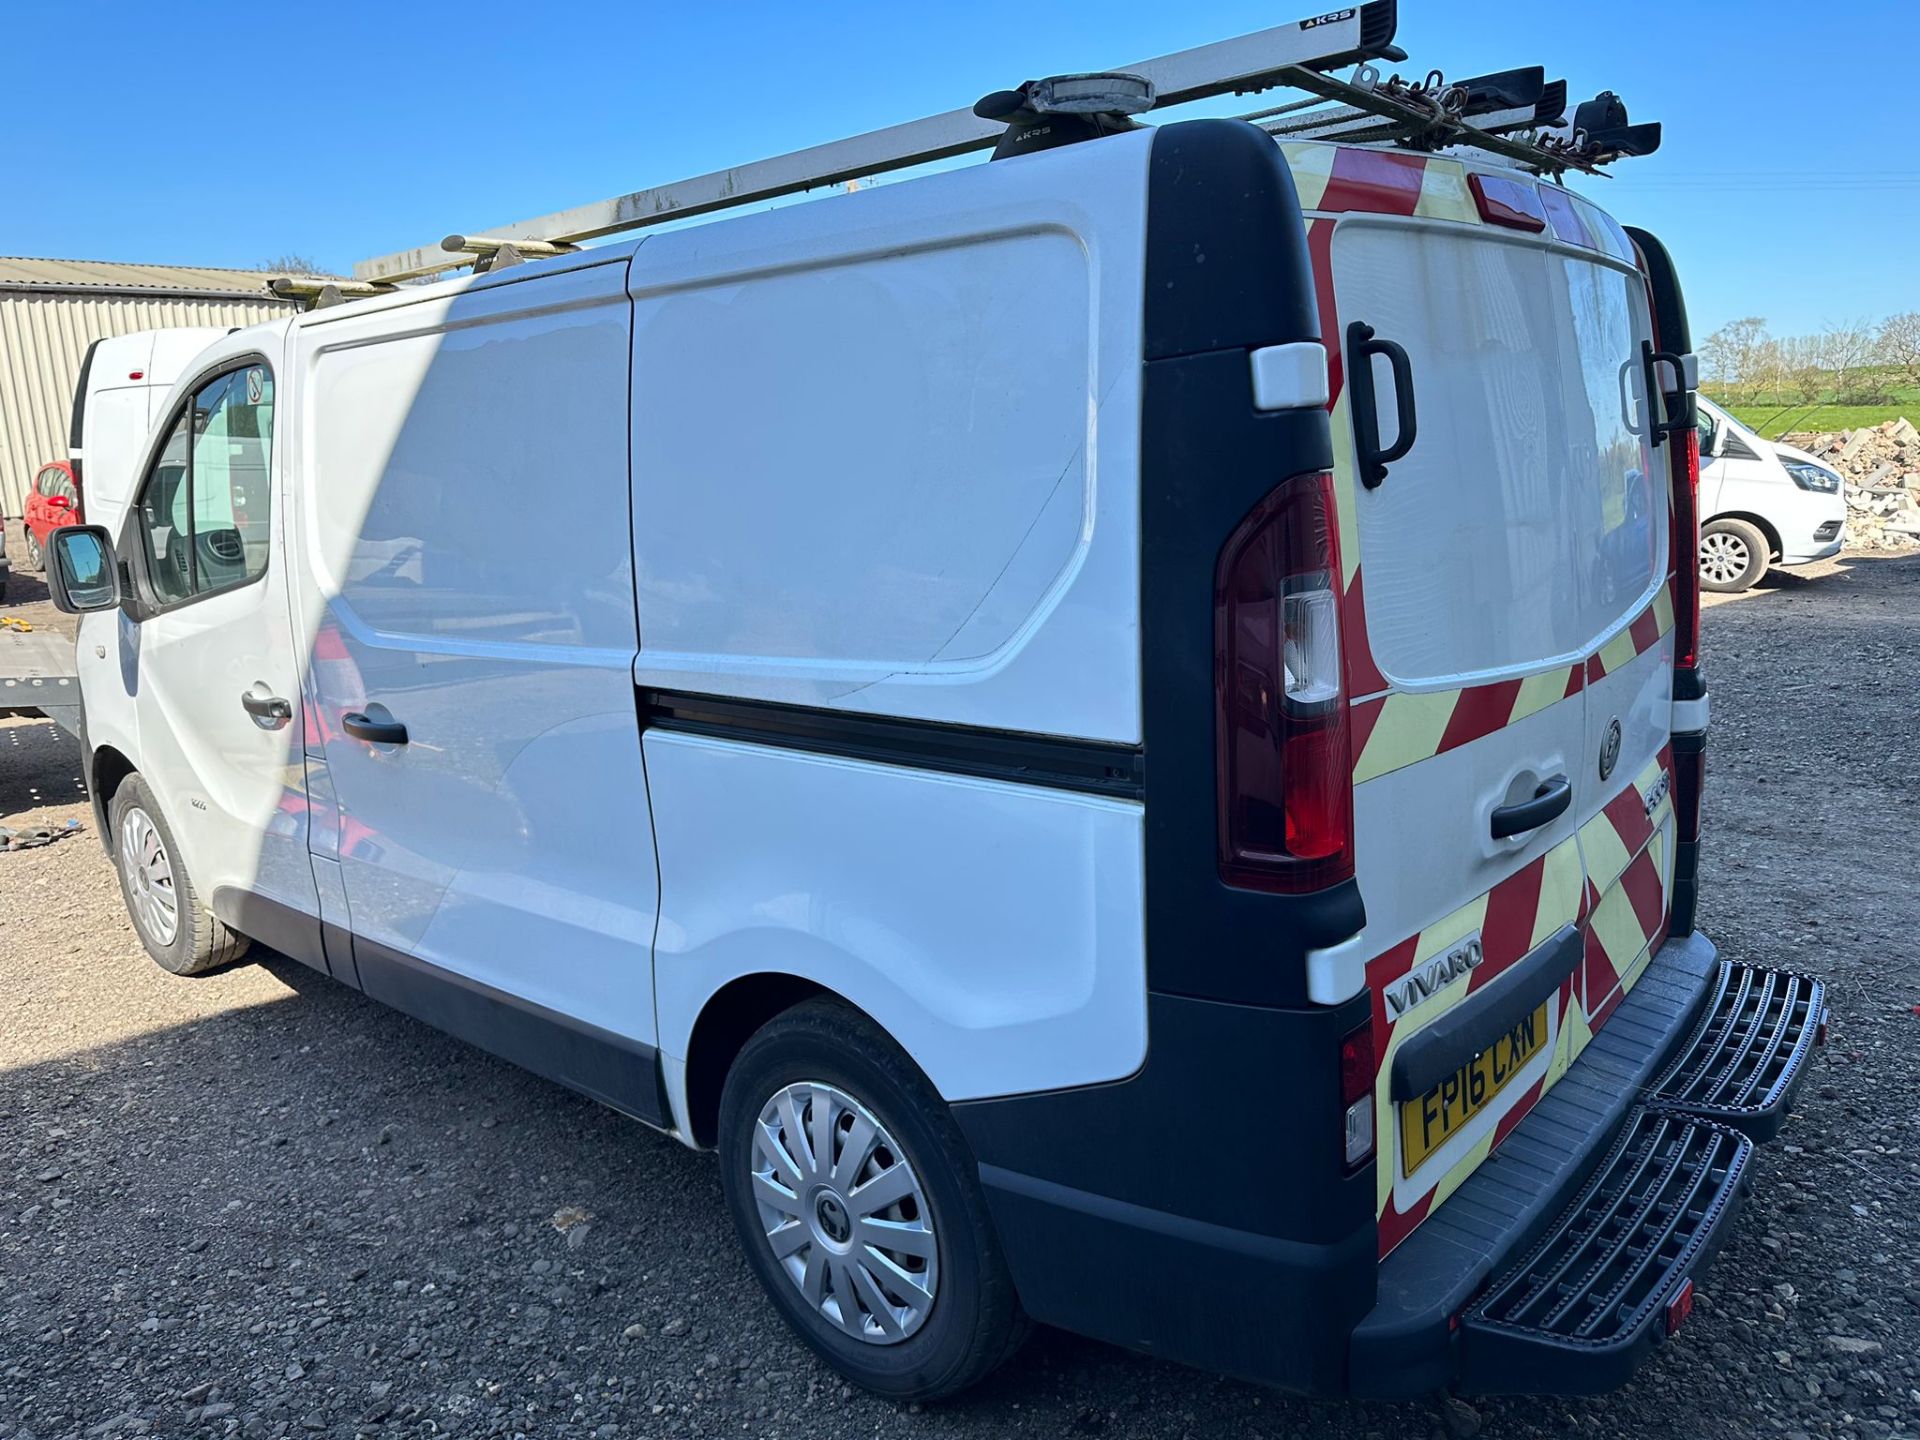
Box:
1352, 930, 1721, 1393
968, 933, 1824, 1398
975, 1162, 1377, 1395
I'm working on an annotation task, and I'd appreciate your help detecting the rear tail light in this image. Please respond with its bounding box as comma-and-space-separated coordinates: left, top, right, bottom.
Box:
1670, 428, 1703, 672
1339, 1019, 1376, 1170
1214, 471, 1354, 893
1672, 741, 1705, 844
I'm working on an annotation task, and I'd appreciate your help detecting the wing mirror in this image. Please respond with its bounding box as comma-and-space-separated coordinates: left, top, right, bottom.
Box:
48, 525, 121, 614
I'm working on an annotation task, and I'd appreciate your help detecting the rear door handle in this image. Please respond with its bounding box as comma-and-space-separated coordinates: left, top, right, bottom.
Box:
240, 691, 292, 723
1348, 320, 1419, 489
1491, 775, 1572, 839
342, 711, 409, 745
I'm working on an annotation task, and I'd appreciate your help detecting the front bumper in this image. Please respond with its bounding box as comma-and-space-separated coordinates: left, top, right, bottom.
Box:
1779, 501, 1847, 565
1781, 536, 1844, 566
965, 933, 1824, 1398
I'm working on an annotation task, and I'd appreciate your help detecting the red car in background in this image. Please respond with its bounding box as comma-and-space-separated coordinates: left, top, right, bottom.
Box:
21, 460, 82, 571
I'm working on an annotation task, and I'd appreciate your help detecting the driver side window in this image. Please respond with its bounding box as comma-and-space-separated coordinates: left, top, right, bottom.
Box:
131, 364, 275, 607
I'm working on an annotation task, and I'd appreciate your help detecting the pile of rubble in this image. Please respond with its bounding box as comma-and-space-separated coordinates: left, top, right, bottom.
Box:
1781, 417, 1920, 550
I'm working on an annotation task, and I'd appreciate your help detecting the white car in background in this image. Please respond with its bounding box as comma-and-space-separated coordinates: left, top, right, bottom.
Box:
1695, 395, 1846, 592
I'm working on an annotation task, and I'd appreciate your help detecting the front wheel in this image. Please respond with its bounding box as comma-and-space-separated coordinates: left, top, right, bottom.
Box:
22, 526, 43, 573
718, 999, 1028, 1401
109, 774, 249, 976
1699, 518, 1770, 593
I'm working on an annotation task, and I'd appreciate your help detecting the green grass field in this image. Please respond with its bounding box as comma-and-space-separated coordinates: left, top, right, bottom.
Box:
1723, 401, 1914, 439
1711, 365, 1918, 439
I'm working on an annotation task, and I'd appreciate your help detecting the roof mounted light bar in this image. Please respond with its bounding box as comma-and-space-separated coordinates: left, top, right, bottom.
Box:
355, 1, 1399, 284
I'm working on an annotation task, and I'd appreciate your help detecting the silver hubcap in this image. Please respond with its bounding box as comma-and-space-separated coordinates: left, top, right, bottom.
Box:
750, 1082, 938, 1345
1700, 530, 1750, 584
120, 807, 179, 947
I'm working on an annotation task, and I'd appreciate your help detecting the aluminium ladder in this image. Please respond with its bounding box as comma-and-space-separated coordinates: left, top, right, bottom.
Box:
347, 0, 1660, 293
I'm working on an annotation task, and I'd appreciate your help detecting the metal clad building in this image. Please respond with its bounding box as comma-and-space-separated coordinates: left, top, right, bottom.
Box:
0, 258, 298, 516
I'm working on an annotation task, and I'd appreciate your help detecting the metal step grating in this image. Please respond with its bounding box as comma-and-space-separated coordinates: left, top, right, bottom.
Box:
1646, 962, 1825, 1141
1460, 1108, 1752, 1392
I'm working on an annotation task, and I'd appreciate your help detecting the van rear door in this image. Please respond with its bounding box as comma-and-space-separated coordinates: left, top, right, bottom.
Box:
1295, 147, 1666, 1252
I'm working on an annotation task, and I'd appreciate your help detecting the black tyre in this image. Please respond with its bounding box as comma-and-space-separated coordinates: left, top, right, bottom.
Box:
109, 773, 249, 976
718, 999, 1028, 1401
1699, 517, 1770, 593
22, 527, 43, 573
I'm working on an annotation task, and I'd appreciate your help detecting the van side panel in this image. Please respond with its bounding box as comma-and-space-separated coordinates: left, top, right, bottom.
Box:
626, 130, 1151, 745
646, 732, 1146, 1101
290, 259, 662, 1053
629, 133, 1156, 1111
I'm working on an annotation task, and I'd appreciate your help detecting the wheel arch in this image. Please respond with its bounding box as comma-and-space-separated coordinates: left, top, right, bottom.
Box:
89, 743, 137, 855
1705, 510, 1783, 561
681, 971, 839, 1149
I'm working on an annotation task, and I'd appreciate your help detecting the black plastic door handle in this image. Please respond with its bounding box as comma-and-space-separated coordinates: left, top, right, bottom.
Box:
342, 711, 408, 745
1639, 338, 1693, 448
1348, 320, 1419, 489
1491, 775, 1572, 839
240, 691, 292, 722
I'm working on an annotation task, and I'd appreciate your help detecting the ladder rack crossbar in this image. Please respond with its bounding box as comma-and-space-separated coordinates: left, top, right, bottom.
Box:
1253, 65, 1602, 175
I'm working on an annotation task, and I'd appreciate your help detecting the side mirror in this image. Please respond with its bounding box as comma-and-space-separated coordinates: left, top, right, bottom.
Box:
1706, 423, 1727, 459
48, 525, 121, 614
46, 494, 73, 511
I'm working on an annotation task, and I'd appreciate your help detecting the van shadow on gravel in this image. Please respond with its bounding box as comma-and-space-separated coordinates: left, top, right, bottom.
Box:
2, 550, 1915, 1439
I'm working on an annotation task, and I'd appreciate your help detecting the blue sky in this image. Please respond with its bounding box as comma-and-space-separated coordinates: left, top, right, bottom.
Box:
12, 1, 1916, 341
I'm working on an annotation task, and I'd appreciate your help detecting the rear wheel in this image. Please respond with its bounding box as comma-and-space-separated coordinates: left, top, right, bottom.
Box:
718, 999, 1027, 1400
109, 774, 248, 976
1699, 518, 1769, 593
21, 527, 43, 573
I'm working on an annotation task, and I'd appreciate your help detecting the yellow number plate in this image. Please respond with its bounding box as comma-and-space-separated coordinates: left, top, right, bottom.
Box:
1400, 1002, 1550, 1176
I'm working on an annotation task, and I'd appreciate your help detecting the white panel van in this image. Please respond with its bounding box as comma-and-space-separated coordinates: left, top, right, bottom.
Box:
47, 67, 1824, 1402
1694, 394, 1847, 591
69, 327, 238, 538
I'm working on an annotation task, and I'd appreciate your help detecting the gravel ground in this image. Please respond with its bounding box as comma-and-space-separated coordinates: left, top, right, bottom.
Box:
3, 523, 1917, 1440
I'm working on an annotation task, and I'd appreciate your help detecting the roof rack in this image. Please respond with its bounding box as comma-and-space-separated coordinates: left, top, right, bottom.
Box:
267, 276, 397, 309
354, 0, 1401, 284
350, 2, 1662, 290
1243, 62, 1660, 176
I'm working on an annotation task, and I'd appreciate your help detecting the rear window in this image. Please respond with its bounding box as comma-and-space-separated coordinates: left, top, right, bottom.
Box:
1334, 222, 1664, 685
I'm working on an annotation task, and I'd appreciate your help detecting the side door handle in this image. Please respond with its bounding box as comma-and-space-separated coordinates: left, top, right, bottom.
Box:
240, 690, 293, 723
1491, 775, 1572, 839
342, 711, 409, 745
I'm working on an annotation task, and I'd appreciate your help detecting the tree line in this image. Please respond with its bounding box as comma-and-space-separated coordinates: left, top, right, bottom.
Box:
1701, 312, 1920, 406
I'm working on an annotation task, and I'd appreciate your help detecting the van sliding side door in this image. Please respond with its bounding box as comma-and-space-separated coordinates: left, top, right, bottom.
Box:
286, 258, 668, 1127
